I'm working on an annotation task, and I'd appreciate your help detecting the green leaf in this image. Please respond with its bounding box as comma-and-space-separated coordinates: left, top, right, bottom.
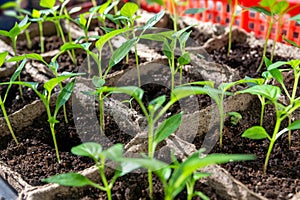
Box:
120, 2, 139, 18
96, 27, 131, 50
259, 0, 275, 8
148, 95, 166, 113
154, 112, 183, 146
0, 52, 8, 68
146, 0, 163, 5
42, 173, 99, 187
273, 1, 289, 15
44, 75, 75, 93
267, 61, 288, 71
0, 30, 10, 37
142, 10, 165, 30
48, 116, 59, 124
194, 191, 210, 200
40, 0, 56, 8
10, 59, 27, 82
54, 80, 75, 116
250, 6, 272, 16
125, 157, 168, 171
163, 41, 172, 59
118, 160, 141, 176
7, 53, 45, 64
102, 143, 123, 162
172, 24, 195, 39
169, 150, 255, 197
287, 120, 300, 130
0, 2, 17, 9
32, 9, 41, 18
9, 23, 21, 37
98, 86, 144, 101
227, 111, 242, 125
178, 52, 190, 66
237, 85, 281, 101
172, 86, 223, 103
242, 126, 270, 140
71, 142, 103, 160
184, 8, 206, 14
109, 37, 138, 68
92, 76, 105, 88
79, 14, 87, 27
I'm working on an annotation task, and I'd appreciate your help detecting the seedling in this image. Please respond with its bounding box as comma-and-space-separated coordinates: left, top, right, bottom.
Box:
97, 85, 226, 199
227, 0, 238, 56
238, 60, 300, 172
227, 111, 242, 125
247, 0, 291, 72
43, 143, 139, 200
1, 71, 83, 162
0, 52, 27, 144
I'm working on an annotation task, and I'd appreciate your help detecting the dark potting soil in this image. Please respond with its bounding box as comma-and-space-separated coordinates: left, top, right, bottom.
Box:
194, 97, 300, 199
209, 42, 293, 78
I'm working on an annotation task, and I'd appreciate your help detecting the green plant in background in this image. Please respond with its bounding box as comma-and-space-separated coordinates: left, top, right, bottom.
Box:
42, 142, 140, 200
247, 0, 292, 72
30, 9, 46, 53
227, 0, 238, 56
237, 59, 300, 172
0, 52, 27, 144
97, 85, 227, 199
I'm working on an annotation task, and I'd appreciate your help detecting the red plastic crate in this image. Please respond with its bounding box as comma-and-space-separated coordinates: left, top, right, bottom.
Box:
141, 0, 300, 45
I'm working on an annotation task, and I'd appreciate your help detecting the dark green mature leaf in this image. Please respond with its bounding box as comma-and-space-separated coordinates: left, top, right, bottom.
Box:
154, 112, 183, 146
109, 37, 138, 68
184, 8, 206, 14
120, 2, 139, 18
40, 0, 56, 8
71, 142, 103, 160
242, 126, 270, 140
54, 80, 75, 116
287, 120, 300, 130
0, 52, 8, 67
42, 173, 99, 187
237, 85, 281, 101
142, 10, 165, 30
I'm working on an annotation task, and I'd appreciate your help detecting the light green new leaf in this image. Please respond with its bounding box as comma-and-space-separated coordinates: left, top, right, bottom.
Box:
259, 0, 276, 8
0, 52, 8, 67
267, 61, 288, 70
178, 52, 190, 66
287, 120, 300, 130
0, 30, 9, 37
40, 0, 56, 8
96, 27, 131, 50
44, 75, 74, 93
32, 9, 41, 18
148, 95, 166, 113
273, 1, 289, 15
71, 142, 103, 160
102, 143, 123, 162
242, 126, 270, 140
154, 112, 183, 146
42, 173, 99, 187
121, 2, 139, 18
109, 37, 138, 68
79, 14, 87, 27
98, 86, 144, 101
92, 76, 105, 88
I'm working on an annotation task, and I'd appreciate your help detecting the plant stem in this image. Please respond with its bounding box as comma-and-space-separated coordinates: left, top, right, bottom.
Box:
170, 0, 178, 32
264, 117, 281, 173
50, 122, 60, 163
259, 96, 265, 126
148, 119, 154, 200
270, 16, 283, 62
257, 18, 274, 72
25, 30, 32, 49
288, 115, 292, 148
99, 93, 105, 135
99, 158, 112, 200
12, 38, 24, 98
38, 21, 44, 53
0, 97, 18, 144
217, 97, 224, 149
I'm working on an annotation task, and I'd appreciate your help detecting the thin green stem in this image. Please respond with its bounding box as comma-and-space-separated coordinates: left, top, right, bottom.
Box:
217, 97, 224, 149
38, 21, 44, 53
288, 115, 291, 148
25, 30, 32, 49
257, 19, 274, 72
270, 16, 283, 62
259, 96, 265, 126
50, 122, 60, 163
228, 0, 237, 56
148, 169, 153, 200
99, 158, 112, 200
0, 97, 18, 144
99, 93, 105, 135
291, 72, 299, 101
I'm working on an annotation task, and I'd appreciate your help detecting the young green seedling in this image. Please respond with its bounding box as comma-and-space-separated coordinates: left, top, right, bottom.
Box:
1, 69, 83, 162
0, 52, 27, 144
227, 111, 242, 125
97, 85, 226, 199
238, 79, 300, 173
127, 149, 255, 200
42, 142, 140, 200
